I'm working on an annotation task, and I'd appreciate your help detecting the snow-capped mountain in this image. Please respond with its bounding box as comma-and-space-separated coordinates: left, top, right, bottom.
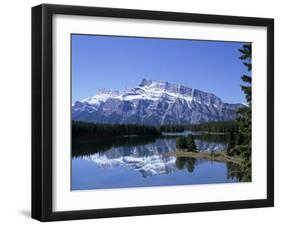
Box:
72, 78, 243, 125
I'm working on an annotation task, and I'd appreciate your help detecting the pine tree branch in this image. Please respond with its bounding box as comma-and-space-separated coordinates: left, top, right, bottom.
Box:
241, 75, 252, 83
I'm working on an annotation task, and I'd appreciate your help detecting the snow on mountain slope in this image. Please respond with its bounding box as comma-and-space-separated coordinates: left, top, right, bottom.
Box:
72, 78, 244, 125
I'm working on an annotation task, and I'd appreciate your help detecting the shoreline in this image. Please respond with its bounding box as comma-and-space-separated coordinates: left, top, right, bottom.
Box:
166, 150, 242, 165
194, 131, 226, 135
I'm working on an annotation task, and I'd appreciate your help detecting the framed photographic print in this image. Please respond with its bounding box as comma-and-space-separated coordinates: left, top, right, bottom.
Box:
32, 4, 274, 221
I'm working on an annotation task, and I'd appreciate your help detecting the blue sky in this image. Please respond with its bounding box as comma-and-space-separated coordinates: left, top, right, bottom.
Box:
72, 34, 250, 104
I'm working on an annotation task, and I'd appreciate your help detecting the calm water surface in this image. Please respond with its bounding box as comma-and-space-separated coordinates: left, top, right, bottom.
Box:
72, 132, 242, 190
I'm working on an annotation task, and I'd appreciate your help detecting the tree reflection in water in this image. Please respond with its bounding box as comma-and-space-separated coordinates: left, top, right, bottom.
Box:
226, 162, 247, 182
176, 157, 246, 181
175, 157, 197, 173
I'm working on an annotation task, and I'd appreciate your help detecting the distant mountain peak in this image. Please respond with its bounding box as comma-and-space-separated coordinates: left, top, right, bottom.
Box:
139, 78, 153, 87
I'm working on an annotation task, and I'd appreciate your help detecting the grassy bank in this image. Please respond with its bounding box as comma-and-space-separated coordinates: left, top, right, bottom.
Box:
166, 150, 242, 165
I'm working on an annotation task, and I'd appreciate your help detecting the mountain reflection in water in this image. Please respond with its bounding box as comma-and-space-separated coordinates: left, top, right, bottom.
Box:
72, 133, 243, 190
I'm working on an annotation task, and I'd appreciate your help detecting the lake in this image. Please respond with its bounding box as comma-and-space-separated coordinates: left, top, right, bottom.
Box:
72, 132, 243, 190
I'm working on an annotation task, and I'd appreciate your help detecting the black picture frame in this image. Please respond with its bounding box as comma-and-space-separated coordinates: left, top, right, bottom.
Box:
32, 3, 274, 222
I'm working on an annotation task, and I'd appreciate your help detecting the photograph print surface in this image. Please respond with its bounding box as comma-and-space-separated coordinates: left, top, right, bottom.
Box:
71, 34, 252, 191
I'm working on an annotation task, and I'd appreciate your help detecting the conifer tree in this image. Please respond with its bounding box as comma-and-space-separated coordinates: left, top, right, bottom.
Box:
237, 44, 252, 181
237, 44, 252, 148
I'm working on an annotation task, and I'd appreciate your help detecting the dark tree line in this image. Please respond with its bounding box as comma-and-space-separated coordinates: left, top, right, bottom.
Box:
160, 125, 185, 133
72, 121, 161, 139
73, 120, 241, 140
185, 121, 239, 134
